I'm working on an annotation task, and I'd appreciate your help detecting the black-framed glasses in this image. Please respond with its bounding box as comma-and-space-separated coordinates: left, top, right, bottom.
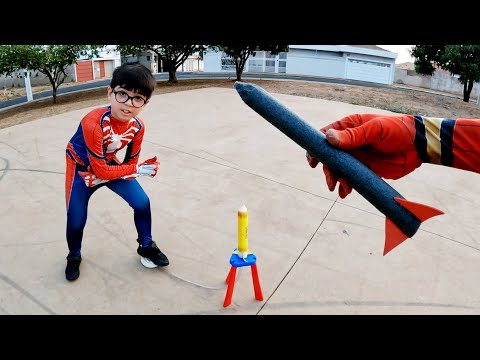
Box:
113, 90, 147, 108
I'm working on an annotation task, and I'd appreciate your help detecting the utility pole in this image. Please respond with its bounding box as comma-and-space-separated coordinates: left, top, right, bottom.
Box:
24, 70, 33, 102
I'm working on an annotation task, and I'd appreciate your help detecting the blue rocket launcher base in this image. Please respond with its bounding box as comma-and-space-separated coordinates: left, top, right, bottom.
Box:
234, 81, 444, 255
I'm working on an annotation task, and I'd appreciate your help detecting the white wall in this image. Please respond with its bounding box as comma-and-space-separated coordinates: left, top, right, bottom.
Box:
203, 51, 222, 72
0, 65, 76, 88
395, 68, 480, 100
178, 56, 204, 72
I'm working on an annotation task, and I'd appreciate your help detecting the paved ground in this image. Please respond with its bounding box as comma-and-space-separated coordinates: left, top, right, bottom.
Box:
2, 86, 480, 315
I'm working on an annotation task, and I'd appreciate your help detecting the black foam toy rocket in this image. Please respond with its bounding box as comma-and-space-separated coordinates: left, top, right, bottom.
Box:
234, 81, 443, 255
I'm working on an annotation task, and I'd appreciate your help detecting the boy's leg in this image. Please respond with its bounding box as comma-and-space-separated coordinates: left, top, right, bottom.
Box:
107, 179, 169, 268
65, 158, 95, 280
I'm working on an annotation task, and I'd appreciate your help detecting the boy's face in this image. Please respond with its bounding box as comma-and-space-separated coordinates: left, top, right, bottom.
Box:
107, 86, 149, 122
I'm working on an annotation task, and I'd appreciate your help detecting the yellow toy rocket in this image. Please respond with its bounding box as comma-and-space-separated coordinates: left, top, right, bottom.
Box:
236, 204, 250, 260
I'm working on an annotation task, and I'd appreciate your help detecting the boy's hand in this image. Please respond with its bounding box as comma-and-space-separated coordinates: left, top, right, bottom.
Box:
137, 156, 160, 177
78, 170, 109, 187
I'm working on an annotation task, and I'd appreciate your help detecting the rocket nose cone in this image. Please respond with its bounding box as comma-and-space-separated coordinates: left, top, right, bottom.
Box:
234, 81, 257, 100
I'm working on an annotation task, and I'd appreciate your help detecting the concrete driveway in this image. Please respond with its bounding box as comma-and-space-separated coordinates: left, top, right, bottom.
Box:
1, 86, 480, 315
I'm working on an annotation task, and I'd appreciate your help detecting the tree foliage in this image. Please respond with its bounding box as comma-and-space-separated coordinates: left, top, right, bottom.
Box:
116, 45, 206, 83
215, 44, 289, 81
0, 45, 103, 103
411, 45, 480, 102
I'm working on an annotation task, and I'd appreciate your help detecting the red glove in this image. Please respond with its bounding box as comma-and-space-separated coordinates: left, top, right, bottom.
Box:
307, 114, 423, 198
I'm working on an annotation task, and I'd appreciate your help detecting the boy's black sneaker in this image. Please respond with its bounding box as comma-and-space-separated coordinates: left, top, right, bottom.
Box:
65, 255, 82, 281
137, 240, 169, 268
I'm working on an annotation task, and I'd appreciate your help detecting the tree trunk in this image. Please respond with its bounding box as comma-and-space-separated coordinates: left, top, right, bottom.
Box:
168, 68, 177, 83
49, 79, 58, 104
235, 70, 242, 82
463, 79, 474, 102
235, 56, 247, 82
163, 60, 177, 83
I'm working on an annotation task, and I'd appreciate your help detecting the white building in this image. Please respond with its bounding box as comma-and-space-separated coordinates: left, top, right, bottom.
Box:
76, 46, 122, 82
203, 45, 397, 85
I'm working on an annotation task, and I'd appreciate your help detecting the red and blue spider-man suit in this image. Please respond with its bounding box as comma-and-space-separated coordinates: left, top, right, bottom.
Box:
65, 106, 154, 257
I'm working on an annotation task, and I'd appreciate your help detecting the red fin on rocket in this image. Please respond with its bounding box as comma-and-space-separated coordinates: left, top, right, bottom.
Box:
383, 197, 444, 256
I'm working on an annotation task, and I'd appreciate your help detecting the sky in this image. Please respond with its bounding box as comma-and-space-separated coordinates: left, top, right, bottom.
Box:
377, 45, 414, 64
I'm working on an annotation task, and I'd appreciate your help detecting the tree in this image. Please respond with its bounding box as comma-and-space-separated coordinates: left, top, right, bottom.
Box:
0, 45, 103, 104
410, 45, 480, 102
215, 44, 289, 81
116, 45, 206, 83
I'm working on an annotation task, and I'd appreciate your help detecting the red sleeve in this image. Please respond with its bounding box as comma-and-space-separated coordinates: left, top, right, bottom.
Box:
451, 118, 480, 173
81, 110, 137, 180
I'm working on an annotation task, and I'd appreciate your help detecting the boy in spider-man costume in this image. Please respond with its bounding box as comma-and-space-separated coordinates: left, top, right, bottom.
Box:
306, 113, 480, 198
64, 63, 168, 281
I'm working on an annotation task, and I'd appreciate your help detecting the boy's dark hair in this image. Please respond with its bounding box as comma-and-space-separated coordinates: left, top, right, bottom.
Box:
110, 63, 156, 99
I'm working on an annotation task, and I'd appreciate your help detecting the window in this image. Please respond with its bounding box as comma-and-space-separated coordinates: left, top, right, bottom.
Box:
265, 60, 275, 72
221, 55, 236, 71
348, 59, 390, 67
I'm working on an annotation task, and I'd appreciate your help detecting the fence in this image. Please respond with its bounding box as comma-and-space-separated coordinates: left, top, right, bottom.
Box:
395, 68, 480, 102
0, 65, 76, 89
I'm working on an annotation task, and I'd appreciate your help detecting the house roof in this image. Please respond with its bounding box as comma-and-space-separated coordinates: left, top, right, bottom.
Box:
396, 62, 453, 75
349, 45, 389, 52
396, 62, 415, 70
289, 45, 397, 60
